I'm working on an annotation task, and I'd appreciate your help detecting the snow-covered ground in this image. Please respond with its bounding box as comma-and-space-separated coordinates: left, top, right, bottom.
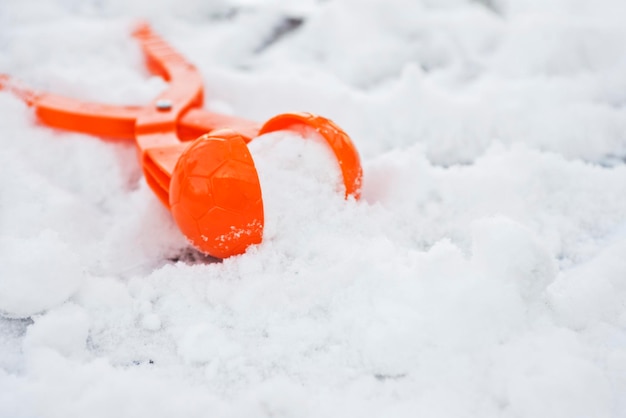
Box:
1, 0, 626, 416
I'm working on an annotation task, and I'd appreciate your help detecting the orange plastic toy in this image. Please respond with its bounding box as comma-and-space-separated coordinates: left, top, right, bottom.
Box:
0, 23, 362, 258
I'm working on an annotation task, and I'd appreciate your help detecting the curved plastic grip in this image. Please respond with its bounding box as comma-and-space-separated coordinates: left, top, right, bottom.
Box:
259, 112, 362, 199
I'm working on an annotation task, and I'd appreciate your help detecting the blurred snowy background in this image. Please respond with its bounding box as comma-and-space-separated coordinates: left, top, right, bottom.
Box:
1, 0, 626, 417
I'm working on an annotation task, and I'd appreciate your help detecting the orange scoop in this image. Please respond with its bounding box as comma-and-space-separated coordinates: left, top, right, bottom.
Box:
0, 23, 362, 258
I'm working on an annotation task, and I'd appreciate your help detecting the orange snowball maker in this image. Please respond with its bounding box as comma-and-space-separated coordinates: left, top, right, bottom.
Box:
0, 23, 362, 258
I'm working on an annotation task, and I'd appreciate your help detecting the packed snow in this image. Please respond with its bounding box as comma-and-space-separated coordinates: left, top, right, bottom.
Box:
1, 0, 626, 417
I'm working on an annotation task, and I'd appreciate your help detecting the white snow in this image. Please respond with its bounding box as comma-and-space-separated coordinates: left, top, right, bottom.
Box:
1, 0, 626, 417
0, 232, 85, 318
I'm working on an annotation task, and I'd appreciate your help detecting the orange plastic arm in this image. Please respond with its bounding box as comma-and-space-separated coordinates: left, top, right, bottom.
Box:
0, 76, 257, 143
0, 27, 260, 143
0, 75, 140, 140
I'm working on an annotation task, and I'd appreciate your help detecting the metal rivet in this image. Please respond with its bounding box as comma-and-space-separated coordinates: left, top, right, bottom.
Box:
155, 99, 172, 111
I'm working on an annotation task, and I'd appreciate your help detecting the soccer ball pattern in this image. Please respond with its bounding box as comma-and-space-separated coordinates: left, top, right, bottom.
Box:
169, 132, 264, 258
